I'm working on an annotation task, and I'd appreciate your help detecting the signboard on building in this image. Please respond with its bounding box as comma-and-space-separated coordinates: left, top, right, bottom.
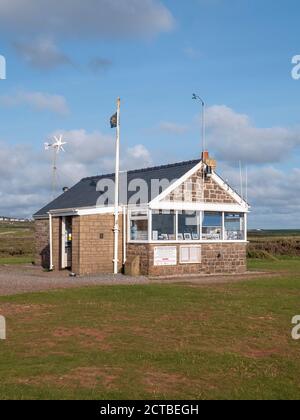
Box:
154, 246, 177, 266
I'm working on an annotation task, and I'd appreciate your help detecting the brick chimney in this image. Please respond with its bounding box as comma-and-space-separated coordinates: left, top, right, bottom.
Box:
202, 151, 217, 170
202, 150, 209, 163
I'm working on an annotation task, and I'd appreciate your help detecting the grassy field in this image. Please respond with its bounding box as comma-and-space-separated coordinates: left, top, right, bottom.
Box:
0, 258, 300, 400
0, 226, 300, 399
0, 222, 34, 265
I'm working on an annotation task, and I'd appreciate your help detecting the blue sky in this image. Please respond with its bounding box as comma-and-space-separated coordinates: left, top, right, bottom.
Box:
0, 0, 299, 227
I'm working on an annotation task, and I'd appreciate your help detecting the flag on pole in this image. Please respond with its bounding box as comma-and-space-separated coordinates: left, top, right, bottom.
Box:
110, 112, 117, 128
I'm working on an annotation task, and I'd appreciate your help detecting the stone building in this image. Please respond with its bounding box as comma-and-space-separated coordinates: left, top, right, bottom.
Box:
34, 153, 249, 276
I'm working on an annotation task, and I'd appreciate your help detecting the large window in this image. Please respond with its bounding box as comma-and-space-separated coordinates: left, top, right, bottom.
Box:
130, 210, 148, 241
178, 211, 201, 241
152, 210, 176, 241
202, 212, 222, 241
224, 213, 245, 240
129, 209, 246, 242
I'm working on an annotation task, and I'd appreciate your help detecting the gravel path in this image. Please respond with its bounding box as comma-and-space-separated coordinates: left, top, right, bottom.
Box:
0, 264, 277, 297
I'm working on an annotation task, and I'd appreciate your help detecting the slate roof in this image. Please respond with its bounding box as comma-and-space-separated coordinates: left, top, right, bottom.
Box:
34, 159, 201, 217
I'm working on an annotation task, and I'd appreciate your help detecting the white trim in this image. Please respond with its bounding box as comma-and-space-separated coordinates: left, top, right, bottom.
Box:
128, 240, 248, 245
149, 161, 203, 206
148, 208, 152, 242
211, 171, 249, 208
222, 212, 225, 241
148, 160, 250, 209
48, 213, 54, 271
61, 217, 66, 269
245, 213, 248, 242
123, 206, 127, 265
49, 209, 77, 217
151, 201, 249, 213
78, 206, 118, 216
179, 245, 202, 264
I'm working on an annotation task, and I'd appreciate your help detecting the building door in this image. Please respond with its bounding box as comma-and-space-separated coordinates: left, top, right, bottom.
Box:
61, 217, 72, 269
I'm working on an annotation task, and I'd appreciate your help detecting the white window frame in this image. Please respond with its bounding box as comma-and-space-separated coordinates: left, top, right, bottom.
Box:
128, 208, 248, 244
180, 245, 202, 264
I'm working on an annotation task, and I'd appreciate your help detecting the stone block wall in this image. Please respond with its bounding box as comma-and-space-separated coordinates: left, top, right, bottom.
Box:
75, 214, 124, 276
35, 213, 124, 275
34, 218, 50, 268
166, 169, 236, 204
127, 242, 247, 277
34, 217, 60, 270
36, 214, 246, 277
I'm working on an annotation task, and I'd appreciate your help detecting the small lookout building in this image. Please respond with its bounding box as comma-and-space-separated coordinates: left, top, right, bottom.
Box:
34, 153, 249, 277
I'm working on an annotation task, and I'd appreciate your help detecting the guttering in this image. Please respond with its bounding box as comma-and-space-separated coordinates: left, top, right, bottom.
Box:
150, 202, 250, 213
123, 206, 127, 266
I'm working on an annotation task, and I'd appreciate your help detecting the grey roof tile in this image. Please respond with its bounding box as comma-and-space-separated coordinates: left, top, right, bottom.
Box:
34, 159, 200, 217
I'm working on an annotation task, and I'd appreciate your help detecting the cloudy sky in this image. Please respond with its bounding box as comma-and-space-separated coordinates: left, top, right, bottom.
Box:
0, 0, 299, 228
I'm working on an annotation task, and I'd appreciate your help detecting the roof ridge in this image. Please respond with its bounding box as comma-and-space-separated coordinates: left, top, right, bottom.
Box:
81, 159, 201, 181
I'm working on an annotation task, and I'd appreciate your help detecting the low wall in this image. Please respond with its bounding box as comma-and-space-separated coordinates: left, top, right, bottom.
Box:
127, 243, 247, 277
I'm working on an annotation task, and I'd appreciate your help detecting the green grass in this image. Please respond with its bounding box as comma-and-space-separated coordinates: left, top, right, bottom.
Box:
1, 262, 300, 400
248, 256, 300, 273
0, 222, 34, 262
0, 257, 33, 265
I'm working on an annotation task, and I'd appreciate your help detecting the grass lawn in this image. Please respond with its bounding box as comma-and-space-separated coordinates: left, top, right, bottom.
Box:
0, 257, 33, 265
0, 222, 34, 263
248, 256, 300, 273
0, 259, 300, 400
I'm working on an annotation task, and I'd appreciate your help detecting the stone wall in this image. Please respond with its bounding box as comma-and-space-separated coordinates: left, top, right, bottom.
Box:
166, 169, 236, 204
127, 243, 247, 277
34, 219, 50, 268
34, 217, 60, 270
75, 214, 124, 276
36, 214, 246, 277
35, 214, 124, 275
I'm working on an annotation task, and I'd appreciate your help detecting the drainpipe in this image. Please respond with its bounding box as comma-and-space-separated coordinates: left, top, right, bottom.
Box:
123, 206, 127, 266
48, 212, 54, 271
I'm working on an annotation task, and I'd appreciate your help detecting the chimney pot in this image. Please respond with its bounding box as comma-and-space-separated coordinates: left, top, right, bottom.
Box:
202, 151, 209, 163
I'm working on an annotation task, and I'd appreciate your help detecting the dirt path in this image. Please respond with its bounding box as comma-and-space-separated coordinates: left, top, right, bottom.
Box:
0, 264, 279, 297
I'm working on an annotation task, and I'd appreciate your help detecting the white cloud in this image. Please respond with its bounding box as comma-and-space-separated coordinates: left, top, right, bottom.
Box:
126, 145, 152, 168
204, 105, 300, 164
0, 91, 69, 115
217, 162, 300, 228
0, 131, 153, 217
159, 121, 189, 135
14, 37, 71, 69
0, 0, 174, 39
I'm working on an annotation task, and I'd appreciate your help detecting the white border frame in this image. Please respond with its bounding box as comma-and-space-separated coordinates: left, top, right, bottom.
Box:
128, 209, 248, 245
179, 245, 202, 265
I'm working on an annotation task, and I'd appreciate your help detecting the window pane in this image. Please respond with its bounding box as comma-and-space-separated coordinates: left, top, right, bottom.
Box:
130, 219, 148, 241
152, 211, 175, 241
202, 212, 222, 241
178, 211, 200, 240
225, 213, 245, 240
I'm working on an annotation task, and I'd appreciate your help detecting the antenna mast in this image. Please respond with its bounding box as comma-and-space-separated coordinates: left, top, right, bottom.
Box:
239, 161, 244, 200
45, 135, 67, 199
192, 94, 206, 152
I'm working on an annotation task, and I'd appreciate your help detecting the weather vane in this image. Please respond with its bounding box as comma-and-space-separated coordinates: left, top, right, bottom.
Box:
44, 135, 67, 199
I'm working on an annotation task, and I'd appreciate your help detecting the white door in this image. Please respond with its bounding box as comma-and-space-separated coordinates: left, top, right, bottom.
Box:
61, 217, 72, 269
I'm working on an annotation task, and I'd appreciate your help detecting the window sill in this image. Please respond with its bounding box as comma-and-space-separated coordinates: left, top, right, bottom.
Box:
128, 240, 248, 244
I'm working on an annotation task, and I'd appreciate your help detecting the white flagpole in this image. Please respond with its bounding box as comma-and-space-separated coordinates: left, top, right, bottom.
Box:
113, 97, 121, 275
